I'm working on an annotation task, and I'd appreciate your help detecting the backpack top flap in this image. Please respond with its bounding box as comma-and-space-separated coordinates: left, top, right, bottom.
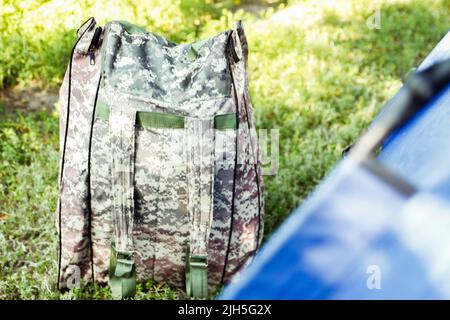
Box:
101, 21, 233, 106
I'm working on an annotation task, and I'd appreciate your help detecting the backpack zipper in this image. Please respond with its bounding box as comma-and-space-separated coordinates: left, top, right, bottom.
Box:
88, 26, 102, 65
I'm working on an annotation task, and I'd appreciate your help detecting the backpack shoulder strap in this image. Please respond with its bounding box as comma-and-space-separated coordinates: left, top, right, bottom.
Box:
185, 118, 215, 299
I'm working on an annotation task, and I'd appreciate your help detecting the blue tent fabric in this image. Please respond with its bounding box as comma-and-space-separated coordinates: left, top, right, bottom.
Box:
221, 162, 450, 299
220, 32, 450, 300
379, 32, 450, 196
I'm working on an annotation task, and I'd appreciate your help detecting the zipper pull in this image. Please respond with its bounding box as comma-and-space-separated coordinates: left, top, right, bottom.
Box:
89, 49, 96, 65
88, 26, 102, 65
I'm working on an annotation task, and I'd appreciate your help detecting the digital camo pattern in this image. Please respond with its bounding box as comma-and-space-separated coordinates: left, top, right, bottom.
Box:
136, 125, 188, 287
91, 118, 190, 287
90, 99, 234, 290
59, 19, 264, 295
208, 128, 236, 286
185, 118, 215, 257
223, 28, 264, 280
89, 119, 113, 283
57, 17, 101, 290
237, 22, 265, 229
108, 104, 137, 254
101, 21, 231, 105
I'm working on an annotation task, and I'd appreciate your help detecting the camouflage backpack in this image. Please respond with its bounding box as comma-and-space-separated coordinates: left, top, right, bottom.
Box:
57, 17, 264, 299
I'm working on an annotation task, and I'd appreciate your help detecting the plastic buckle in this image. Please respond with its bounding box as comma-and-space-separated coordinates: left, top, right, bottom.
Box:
189, 255, 208, 269
186, 254, 209, 299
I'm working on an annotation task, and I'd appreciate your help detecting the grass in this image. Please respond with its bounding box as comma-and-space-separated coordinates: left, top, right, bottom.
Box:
0, 0, 449, 299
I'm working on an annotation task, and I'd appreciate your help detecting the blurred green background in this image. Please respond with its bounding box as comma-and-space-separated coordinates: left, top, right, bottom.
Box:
0, 0, 449, 299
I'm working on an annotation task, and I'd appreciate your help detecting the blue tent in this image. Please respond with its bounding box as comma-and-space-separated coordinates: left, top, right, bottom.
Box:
220, 32, 450, 300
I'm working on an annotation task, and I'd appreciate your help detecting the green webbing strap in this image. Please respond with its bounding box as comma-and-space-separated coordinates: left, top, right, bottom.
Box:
118, 20, 148, 35
96, 101, 185, 128
186, 254, 209, 299
109, 243, 136, 300
187, 46, 199, 62
95, 101, 236, 130
138, 111, 185, 129
214, 113, 236, 130
187, 40, 207, 62
95, 101, 110, 120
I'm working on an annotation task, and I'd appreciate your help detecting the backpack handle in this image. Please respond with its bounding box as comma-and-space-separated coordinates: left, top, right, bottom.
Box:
76, 17, 96, 38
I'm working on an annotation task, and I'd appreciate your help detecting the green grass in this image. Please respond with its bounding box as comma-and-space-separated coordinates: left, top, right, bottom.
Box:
1, 0, 449, 299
